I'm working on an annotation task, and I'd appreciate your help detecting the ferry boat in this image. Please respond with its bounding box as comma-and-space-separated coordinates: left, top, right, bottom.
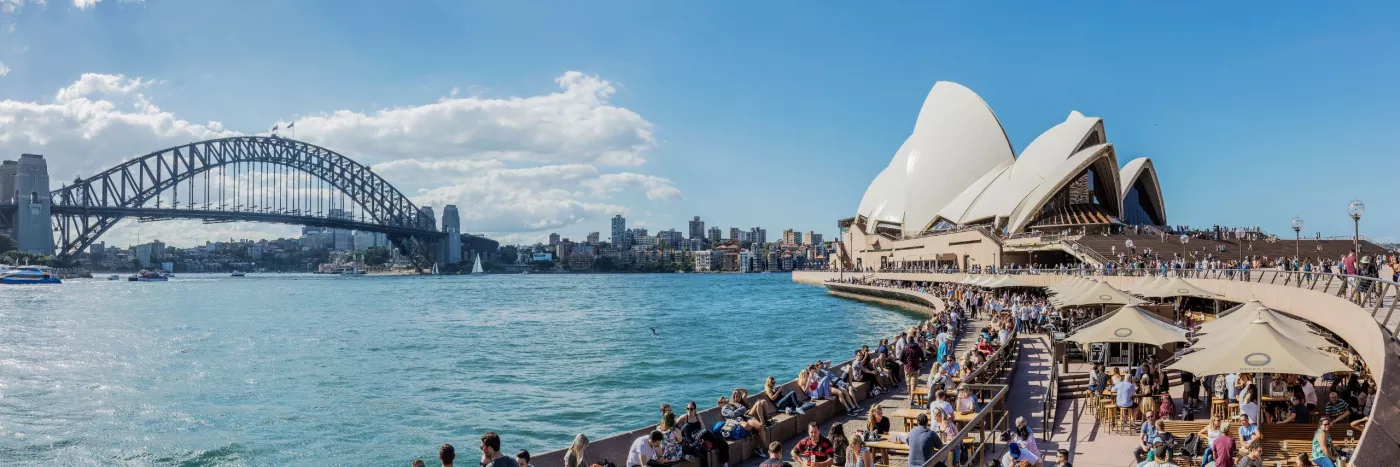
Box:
0, 266, 63, 284
128, 270, 170, 282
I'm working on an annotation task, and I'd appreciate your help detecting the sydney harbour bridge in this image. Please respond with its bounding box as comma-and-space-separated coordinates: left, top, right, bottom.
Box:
0, 136, 470, 266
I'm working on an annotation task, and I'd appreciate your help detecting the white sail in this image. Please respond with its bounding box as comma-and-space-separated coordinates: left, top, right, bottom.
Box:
471, 253, 484, 274
432, 262, 440, 275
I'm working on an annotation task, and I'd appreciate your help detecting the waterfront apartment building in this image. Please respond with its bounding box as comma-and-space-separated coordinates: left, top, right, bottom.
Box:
707, 226, 721, 244
610, 214, 626, 248
804, 231, 822, 246
781, 229, 797, 245
688, 216, 704, 240
586, 232, 600, 244
729, 227, 741, 242
693, 249, 721, 272
548, 233, 561, 246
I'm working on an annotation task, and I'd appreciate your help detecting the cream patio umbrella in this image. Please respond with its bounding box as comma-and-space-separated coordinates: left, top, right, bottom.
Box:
1168, 318, 1349, 378
1048, 277, 1091, 296
1063, 305, 1189, 347
983, 275, 1036, 289
1054, 281, 1147, 307
1135, 276, 1220, 299
1127, 276, 1166, 295
1194, 300, 1334, 350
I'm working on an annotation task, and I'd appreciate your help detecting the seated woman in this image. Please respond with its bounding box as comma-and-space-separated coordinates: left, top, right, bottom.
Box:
728, 388, 778, 427
956, 387, 978, 415
656, 412, 686, 463
716, 395, 769, 458
933, 408, 962, 466
866, 406, 891, 435
764, 376, 808, 416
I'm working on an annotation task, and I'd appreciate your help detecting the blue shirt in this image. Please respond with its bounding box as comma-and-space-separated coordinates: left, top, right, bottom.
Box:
1225, 374, 1239, 401
1115, 380, 1136, 407
1238, 424, 1258, 442
1140, 421, 1157, 443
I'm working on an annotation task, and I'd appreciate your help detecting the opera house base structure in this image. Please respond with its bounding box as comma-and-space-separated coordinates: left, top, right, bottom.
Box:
813, 80, 1397, 465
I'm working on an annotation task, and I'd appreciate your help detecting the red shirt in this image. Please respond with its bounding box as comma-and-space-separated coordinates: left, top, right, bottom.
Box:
795, 435, 834, 462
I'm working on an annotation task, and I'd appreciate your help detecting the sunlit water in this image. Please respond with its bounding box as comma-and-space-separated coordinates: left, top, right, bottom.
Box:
0, 273, 919, 466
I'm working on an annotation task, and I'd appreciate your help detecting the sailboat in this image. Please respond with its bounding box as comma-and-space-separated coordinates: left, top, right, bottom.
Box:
431, 262, 440, 275
470, 253, 485, 275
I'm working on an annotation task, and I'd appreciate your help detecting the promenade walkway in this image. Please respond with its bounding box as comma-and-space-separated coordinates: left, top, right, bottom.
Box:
1003, 334, 1059, 463
739, 318, 989, 467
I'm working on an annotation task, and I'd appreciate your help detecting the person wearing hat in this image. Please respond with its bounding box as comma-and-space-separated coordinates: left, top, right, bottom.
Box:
1000, 441, 1041, 467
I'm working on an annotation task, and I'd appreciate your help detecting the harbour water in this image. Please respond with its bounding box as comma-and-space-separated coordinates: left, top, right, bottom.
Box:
0, 273, 920, 465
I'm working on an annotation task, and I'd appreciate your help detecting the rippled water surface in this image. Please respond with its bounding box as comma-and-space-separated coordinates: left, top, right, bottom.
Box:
0, 273, 919, 465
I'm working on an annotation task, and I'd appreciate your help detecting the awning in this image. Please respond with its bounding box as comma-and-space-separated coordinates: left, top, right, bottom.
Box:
1053, 281, 1146, 307
1169, 319, 1350, 377
982, 275, 1037, 289
1135, 276, 1221, 299
1064, 305, 1189, 346
1194, 299, 1334, 350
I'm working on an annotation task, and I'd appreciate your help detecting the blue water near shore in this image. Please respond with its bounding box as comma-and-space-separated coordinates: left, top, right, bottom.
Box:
0, 273, 920, 466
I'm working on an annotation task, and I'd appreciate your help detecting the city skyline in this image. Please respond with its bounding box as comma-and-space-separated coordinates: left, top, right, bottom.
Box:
0, 1, 1396, 249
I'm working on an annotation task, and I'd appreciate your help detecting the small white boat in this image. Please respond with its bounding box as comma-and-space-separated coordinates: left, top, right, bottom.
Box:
107, 274, 120, 281
231, 271, 246, 277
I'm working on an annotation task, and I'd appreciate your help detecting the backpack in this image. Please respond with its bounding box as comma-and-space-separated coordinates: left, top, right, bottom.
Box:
1179, 433, 1201, 458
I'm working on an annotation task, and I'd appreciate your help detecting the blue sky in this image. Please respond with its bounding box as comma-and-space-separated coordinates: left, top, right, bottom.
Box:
1, 1, 1396, 246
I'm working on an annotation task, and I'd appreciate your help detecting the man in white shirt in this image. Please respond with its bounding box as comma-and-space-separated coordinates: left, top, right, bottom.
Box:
626, 431, 663, 467
1303, 378, 1318, 410
929, 392, 954, 419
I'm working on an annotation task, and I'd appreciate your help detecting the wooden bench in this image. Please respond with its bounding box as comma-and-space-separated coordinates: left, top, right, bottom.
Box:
1260, 424, 1359, 462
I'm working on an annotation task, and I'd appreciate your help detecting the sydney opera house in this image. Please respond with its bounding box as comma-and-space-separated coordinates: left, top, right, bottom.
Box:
835, 81, 1172, 272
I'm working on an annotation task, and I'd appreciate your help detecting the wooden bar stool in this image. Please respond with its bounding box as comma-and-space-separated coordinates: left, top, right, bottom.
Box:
1227, 402, 1240, 420
1211, 399, 1227, 420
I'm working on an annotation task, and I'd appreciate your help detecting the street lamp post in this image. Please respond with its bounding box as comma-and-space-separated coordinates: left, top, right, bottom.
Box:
1179, 234, 1189, 259
1348, 200, 1365, 263
1291, 216, 1304, 269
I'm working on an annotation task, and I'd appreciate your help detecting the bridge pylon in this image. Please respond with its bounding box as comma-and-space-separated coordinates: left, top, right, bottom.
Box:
0, 154, 56, 255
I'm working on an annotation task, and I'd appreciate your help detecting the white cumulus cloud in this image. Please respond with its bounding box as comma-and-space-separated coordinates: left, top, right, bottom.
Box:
0, 72, 677, 248
0, 61, 9, 77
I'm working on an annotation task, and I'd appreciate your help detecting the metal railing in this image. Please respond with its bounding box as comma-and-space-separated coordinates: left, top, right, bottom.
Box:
1042, 353, 1058, 436
917, 383, 1011, 467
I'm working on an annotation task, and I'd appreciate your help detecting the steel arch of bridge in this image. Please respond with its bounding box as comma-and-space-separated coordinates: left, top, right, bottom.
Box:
49, 136, 440, 259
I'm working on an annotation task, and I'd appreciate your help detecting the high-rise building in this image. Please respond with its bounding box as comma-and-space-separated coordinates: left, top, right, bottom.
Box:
782, 229, 797, 245
611, 215, 626, 247
688, 216, 705, 240
89, 241, 105, 261
708, 226, 721, 244
548, 233, 561, 246
586, 232, 600, 244
441, 205, 461, 233
658, 229, 682, 249
421, 206, 435, 226
729, 227, 741, 242
804, 231, 823, 246
751, 227, 767, 245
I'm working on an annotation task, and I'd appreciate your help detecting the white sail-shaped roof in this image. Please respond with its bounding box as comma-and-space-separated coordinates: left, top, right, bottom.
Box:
1119, 157, 1168, 225
935, 111, 1110, 230
898, 82, 1016, 237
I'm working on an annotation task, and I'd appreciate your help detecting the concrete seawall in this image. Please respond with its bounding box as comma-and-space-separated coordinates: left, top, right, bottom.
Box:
531, 273, 946, 467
